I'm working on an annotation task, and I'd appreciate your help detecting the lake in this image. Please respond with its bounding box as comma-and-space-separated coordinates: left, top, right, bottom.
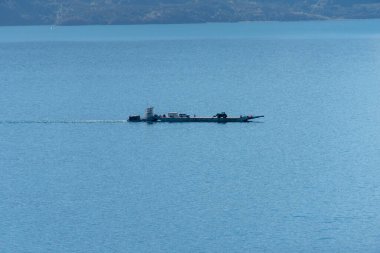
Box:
1, 20, 380, 252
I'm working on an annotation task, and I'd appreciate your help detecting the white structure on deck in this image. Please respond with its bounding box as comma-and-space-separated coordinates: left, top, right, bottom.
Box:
145, 107, 154, 120
168, 112, 179, 118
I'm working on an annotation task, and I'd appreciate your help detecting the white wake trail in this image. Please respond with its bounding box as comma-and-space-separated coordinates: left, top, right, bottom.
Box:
0, 120, 129, 124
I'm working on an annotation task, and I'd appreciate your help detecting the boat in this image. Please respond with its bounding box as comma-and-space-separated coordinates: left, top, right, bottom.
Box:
128, 107, 264, 123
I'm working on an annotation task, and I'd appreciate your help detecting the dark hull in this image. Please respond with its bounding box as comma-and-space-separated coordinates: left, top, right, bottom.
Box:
129, 116, 264, 123
159, 117, 250, 123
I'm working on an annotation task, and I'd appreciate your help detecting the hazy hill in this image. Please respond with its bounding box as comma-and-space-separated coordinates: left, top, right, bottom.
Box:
1, 0, 380, 25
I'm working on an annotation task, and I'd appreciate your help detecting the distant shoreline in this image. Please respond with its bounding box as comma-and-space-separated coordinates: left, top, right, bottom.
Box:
1, 18, 380, 27
2, 0, 380, 27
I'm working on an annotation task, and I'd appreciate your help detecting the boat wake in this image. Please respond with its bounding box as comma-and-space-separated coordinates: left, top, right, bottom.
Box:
0, 120, 129, 124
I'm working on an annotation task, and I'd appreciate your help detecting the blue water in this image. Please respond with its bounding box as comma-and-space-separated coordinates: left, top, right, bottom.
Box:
1, 20, 380, 252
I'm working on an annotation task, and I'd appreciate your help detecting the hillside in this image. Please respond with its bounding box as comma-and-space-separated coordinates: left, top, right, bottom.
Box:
1, 0, 380, 25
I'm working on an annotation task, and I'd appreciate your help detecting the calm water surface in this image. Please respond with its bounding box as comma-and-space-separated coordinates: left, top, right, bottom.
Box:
1, 20, 380, 252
